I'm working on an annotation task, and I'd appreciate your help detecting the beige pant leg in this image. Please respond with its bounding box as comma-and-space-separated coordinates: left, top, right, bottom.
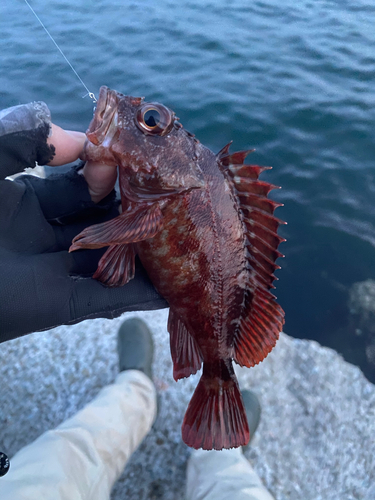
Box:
186, 448, 275, 500
1, 370, 156, 500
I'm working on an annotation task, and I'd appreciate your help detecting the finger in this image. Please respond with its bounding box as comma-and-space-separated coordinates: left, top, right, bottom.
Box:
0, 249, 108, 341
81, 161, 118, 203
67, 246, 108, 276
21, 167, 117, 222
0, 250, 168, 343
47, 124, 86, 166
68, 259, 168, 323
0, 251, 76, 341
51, 203, 120, 251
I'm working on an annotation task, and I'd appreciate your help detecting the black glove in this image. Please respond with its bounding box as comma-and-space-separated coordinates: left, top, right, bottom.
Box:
0, 102, 168, 343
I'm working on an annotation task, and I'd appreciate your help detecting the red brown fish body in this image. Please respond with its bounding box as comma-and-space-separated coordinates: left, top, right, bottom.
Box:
71, 86, 285, 450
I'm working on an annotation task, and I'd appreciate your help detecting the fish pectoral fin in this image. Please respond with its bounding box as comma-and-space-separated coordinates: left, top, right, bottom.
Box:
182, 360, 250, 450
69, 203, 163, 251
168, 309, 202, 381
93, 243, 136, 287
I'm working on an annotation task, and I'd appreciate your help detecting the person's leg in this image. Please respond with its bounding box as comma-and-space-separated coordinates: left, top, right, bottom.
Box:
186, 448, 274, 500
1, 318, 156, 500
186, 391, 274, 500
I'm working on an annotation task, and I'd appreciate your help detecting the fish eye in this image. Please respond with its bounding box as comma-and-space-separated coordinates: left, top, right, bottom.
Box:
143, 109, 160, 128
136, 103, 174, 136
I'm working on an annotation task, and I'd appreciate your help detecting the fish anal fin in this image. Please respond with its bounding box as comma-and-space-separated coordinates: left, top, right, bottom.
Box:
93, 243, 136, 287
168, 309, 202, 381
182, 360, 250, 450
69, 203, 163, 252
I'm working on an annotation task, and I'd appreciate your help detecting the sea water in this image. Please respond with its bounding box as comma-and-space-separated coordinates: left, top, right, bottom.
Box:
1, 0, 375, 381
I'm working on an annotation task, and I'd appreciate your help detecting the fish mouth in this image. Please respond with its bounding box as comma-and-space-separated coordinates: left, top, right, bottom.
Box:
86, 86, 119, 146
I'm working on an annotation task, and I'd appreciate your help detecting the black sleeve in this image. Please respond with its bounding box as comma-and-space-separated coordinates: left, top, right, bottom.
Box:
0, 101, 117, 221
0, 170, 168, 343
0, 102, 169, 342
0, 102, 55, 180
21, 164, 116, 221
0, 251, 168, 342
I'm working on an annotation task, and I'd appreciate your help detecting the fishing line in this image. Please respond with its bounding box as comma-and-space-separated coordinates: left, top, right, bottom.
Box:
23, 0, 97, 103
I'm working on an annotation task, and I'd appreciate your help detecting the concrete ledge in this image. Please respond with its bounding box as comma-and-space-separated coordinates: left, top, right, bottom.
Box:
0, 309, 374, 499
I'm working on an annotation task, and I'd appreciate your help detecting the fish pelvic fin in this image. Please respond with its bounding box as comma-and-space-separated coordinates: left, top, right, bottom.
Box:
93, 243, 135, 287
69, 203, 163, 252
168, 309, 203, 381
182, 360, 250, 450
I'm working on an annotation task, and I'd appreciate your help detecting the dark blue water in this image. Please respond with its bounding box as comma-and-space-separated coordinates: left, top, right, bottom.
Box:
2, 0, 375, 381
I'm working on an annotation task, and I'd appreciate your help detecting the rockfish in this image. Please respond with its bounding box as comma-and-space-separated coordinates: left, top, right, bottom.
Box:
70, 86, 285, 450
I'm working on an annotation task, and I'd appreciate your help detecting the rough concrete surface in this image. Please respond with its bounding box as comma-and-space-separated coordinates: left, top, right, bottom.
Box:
349, 279, 375, 372
0, 309, 374, 500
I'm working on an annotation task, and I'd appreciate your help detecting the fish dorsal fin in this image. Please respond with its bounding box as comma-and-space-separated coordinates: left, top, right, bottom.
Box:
216, 141, 233, 158
168, 309, 203, 381
218, 146, 255, 165
70, 203, 163, 251
219, 145, 285, 367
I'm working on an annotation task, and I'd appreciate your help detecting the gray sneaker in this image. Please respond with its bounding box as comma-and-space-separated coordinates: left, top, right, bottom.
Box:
117, 318, 154, 379
242, 390, 261, 445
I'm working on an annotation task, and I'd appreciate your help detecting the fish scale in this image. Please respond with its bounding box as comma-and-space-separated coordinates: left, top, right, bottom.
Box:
70, 85, 285, 450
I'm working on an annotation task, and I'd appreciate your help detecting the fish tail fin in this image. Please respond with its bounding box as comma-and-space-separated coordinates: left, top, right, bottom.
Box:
182, 360, 249, 450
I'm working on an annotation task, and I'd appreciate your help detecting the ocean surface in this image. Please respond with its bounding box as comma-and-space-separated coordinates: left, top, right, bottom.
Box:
1, 0, 375, 382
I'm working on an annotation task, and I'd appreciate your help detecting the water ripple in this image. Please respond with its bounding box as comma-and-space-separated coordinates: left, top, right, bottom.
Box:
2, 0, 375, 374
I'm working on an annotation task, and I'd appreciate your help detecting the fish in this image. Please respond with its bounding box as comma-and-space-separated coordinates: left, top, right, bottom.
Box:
70, 85, 285, 450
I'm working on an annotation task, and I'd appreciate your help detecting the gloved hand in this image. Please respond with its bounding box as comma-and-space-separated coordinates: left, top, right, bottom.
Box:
0, 102, 168, 343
